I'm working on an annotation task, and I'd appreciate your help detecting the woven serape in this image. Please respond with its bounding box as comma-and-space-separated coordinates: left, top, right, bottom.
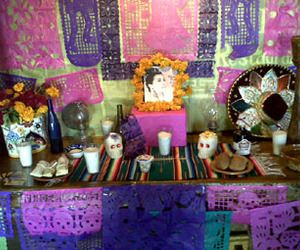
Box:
65, 143, 264, 182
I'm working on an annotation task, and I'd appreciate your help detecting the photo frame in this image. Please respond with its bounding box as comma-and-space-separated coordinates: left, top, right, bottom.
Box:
132, 53, 191, 112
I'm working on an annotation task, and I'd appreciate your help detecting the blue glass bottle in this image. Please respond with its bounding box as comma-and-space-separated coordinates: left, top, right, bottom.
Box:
47, 99, 64, 154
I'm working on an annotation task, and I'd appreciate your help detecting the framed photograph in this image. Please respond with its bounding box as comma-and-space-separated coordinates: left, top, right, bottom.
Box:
132, 53, 191, 112
143, 66, 177, 103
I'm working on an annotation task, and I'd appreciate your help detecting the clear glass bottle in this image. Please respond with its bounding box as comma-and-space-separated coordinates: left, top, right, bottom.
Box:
47, 99, 64, 154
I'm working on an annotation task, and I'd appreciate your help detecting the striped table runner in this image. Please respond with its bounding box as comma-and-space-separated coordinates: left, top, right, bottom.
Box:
64, 143, 265, 182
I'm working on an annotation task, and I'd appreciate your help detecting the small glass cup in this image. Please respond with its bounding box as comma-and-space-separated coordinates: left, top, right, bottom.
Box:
157, 127, 172, 156
83, 143, 100, 174
16, 139, 32, 167
101, 116, 115, 136
136, 154, 154, 173
272, 130, 287, 156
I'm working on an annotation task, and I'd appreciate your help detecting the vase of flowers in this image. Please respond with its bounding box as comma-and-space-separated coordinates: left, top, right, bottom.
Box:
0, 82, 59, 158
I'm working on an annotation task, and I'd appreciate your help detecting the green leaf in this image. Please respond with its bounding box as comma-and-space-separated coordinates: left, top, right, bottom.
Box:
16, 55, 24, 61
10, 0, 17, 7
25, 12, 31, 20
23, 0, 28, 8
31, 59, 35, 67
51, 53, 59, 59
13, 12, 19, 23
28, 6, 34, 14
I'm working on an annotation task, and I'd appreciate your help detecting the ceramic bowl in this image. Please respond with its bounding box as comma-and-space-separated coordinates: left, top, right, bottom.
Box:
280, 144, 300, 172
65, 144, 84, 159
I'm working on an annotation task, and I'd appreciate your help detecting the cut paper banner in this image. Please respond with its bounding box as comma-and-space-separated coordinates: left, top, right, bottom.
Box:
21, 188, 103, 236
250, 201, 300, 249
15, 209, 102, 250
0, 192, 13, 238
207, 185, 287, 224
221, 0, 259, 59
205, 211, 232, 250
59, 0, 102, 67
120, 0, 199, 61
102, 185, 206, 249
215, 67, 245, 104
0, 73, 36, 91
264, 0, 300, 57
0, 0, 65, 71
45, 68, 103, 112
100, 0, 216, 80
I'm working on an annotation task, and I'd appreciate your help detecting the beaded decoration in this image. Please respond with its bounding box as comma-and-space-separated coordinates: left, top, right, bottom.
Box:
0, 73, 36, 92
21, 188, 103, 236
250, 201, 300, 249
59, 0, 102, 67
205, 211, 232, 250
45, 68, 103, 112
207, 185, 287, 224
0, 0, 65, 71
0, 192, 13, 238
102, 185, 206, 249
221, 0, 259, 59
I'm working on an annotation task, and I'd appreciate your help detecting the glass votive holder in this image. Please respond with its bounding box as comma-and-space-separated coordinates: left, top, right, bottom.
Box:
16, 139, 32, 167
101, 117, 115, 136
136, 154, 154, 173
272, 130, 287, 156
157, 127, 172, 156
83, 143, 100, 174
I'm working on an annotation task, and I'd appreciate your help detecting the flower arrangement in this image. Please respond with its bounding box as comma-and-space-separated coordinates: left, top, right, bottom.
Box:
132, 53, 192, 112
0, 82, 59, 126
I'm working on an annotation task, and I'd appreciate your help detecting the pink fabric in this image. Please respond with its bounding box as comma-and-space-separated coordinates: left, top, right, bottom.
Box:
0, 0, 65, 70
120, 0, 198, 62
215, 67, 245, 104
45, 68, 104, 112
264, 0, 300, 57
131, 106, 187, 147
21, 188, 103, 236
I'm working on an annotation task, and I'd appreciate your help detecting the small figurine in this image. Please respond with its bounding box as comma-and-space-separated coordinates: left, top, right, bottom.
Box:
198, 131, 218, 159
104, 132, 123, 159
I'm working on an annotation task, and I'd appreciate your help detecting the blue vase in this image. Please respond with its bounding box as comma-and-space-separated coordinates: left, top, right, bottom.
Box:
47, 99, 64, 154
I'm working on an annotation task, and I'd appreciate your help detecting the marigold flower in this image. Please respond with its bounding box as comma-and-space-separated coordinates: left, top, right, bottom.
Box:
5, 89, 13, 95
13, 83, 25, 92
36, 105, 48, 115
13, 93, 20, 98
19, 106, 35, 122
0, 99, 10, 106
46, 86, 59, 98
14, 102, 26, 113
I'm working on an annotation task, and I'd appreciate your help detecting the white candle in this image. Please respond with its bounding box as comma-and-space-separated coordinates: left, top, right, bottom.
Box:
158, 131, 172, 156
17, 141, 32, 167
272, 130, 287, 155
102, 120, 114, 136
83, 146, 100, 174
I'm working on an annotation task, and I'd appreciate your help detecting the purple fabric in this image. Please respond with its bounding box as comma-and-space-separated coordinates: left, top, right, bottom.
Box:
205, 211, 232, 250
207, 185, 287, 224
102, 185, 206, 249
0, 192, 13, 238
250, 201, 300, 249
289, 66, 297, 74
100, 0, 215, 80
0, 73, 36, 91
21, 188, 103, 236
59, 0, 102, 67
221, 0, 259, 59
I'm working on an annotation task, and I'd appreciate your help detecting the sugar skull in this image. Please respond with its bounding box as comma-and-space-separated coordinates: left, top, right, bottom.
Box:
104, 132, 123, 159
198, 131, 218, 159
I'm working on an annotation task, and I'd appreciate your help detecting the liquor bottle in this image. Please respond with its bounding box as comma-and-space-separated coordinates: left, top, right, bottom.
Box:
114, 104, 124, 136
47, 99, 64, 154
233, 127, 251, 156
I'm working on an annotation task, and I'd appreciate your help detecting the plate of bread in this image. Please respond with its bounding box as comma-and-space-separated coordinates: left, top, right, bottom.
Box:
210, 151, 253, 175
30, 154, 74, 182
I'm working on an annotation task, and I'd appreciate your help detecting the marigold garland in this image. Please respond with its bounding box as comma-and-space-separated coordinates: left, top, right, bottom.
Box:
132, 53, 192, 112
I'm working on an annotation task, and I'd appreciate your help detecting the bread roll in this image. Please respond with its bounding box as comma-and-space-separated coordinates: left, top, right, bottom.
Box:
229, 155, 248, 171
215, 152, 232, 170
